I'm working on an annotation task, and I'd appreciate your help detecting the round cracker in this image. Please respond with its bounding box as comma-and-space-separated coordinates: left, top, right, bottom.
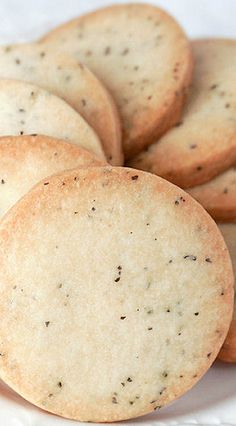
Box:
0, 167, 233, 422
129, 39, 236, 188
41, 3, 193, 159
188, 167, 236, 222
0, 135, 105, 219
0, 79, 105, 160
218, 224, 236, 362
0, 44, 122, 165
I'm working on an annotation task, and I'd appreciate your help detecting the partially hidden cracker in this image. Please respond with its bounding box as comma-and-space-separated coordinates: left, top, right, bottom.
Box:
0, 44, 122, 165
0, 79, 105, 160
0, 135, 105, 219
41, 3, 193, 159
128, 39, 236, 188
188, 167, 236, 222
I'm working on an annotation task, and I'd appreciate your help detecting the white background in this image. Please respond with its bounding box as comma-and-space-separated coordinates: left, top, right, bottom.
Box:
0, 0, 235, 44
0, 1, 235, 425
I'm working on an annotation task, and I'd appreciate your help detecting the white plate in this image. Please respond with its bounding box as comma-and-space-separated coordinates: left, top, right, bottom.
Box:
0, 0, 235, 424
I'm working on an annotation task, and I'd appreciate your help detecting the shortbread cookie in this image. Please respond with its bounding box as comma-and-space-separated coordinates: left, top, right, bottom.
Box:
0, 135, 105, 218
0, 167, 232, 422
129, 39, 236, 188
42, 3, 193, 159
0, 79, 105, 160
0, 44, 122, 165
188, 167, 236, 222
218, 224, 236, 362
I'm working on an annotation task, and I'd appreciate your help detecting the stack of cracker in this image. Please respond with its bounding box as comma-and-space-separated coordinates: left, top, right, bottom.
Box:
0, 3, 233, 423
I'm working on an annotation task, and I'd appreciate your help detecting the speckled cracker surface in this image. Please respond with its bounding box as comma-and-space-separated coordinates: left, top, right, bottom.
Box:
218, 223, 236, 362
188, 167, 236, 222
42, 3, 192, 159
0, 135, 105, 219
0, 44, 122, 165
0, 167, 233, 422
129, 39, 236, 188
0, 79, 105, 160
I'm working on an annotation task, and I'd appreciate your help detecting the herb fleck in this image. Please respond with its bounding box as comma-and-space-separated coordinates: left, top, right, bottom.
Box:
104, 46, 111, 55
210, 84, 218, 90
121, 48, 129, 55
175, 121, 183, 127
112, 396, 118, 404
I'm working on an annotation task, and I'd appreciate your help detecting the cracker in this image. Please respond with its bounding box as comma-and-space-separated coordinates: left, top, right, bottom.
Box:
0, 79, 105, 160
188, 167, 236, 222
0, 135, 105, 218
0, 167, 232, 422
128, 39, 236, 188
0, 44, 122, 165
218, 224, 236, 362
41, 3, 193, 159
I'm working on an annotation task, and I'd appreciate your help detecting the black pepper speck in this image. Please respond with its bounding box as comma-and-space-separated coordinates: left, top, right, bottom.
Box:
175, 196, 186, 205
184, 255, 197, 261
